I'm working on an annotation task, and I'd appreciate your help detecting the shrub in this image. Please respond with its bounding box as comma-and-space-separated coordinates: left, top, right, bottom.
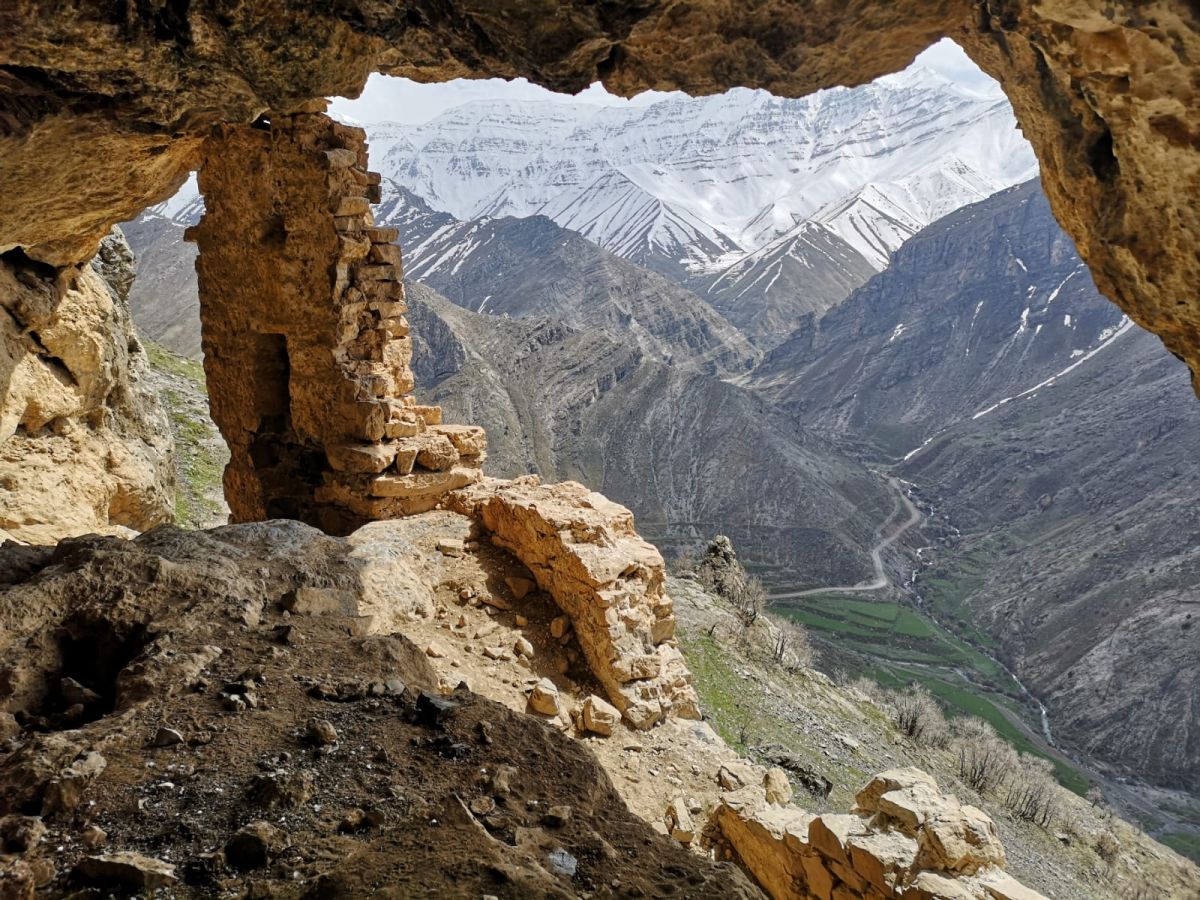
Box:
1094, 830, 1121, 864
953, 717, 1017, 793
887, 685, 949, 748
768, 614, 815, 672
729, 575, 766, 628
1002, 754, 1059, 827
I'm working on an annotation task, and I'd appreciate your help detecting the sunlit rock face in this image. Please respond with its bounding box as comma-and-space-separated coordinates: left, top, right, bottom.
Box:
0, 230, 174, 543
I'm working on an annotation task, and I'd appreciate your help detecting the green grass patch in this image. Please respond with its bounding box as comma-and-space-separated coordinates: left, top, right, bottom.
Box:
145, 341, 226, 529
1159, 831, 1200, 864
146, 341, 207, 384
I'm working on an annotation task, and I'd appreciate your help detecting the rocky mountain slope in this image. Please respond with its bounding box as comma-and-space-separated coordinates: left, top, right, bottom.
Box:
751, 180, 1200, 795
752, 181, 1127, 454
1, 496, 1194, 898
375, 184, 760, 375
406, 281, 890, 589
121, 199, 892, 591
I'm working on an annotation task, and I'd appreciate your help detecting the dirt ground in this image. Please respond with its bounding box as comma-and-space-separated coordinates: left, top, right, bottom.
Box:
0, 518, 762, 898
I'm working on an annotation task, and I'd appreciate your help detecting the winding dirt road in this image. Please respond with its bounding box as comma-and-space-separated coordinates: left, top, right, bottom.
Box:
768, 477, 921, 600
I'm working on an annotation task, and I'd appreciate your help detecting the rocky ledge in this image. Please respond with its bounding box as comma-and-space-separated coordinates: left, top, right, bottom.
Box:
0, 478, 1046, 898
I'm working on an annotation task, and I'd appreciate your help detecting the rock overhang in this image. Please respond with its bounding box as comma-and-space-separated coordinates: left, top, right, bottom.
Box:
1, 2, 1199, 391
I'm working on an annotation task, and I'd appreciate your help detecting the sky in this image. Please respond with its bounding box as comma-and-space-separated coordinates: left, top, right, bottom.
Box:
329, 39, 997, 126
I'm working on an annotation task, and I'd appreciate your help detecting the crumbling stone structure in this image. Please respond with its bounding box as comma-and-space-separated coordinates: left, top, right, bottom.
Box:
710, 768, 1046, 900
451, 477, 700, 729
189, 109, 485, 534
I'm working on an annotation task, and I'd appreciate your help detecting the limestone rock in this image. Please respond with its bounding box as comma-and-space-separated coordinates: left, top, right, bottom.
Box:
528, 678, 560, 716
449, 478, 698, 729
763, 767, 792, 806
74, 853, 177, 891
666, 797, 696, 844
0, 234, 174, 543
580, 695, 620, 736
712, 768, 1041, 900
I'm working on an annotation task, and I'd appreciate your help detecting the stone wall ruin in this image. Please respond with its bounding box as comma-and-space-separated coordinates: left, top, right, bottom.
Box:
188, 109, 486, 534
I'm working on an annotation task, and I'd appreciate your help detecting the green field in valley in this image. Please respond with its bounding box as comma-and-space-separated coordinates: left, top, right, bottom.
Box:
773, 590, 1091, 795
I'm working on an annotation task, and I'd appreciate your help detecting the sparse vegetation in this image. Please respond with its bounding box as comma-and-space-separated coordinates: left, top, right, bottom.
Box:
955, 716, 1018, 794
768, 613, 815, 672
886, 684, 949, 748
1002, 754, 1060, 827
144, 340, 228, 528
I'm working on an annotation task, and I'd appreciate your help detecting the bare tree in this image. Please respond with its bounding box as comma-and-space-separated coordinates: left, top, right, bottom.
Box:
1002, 754, 1059, 827
887, 685, 949, 747
768, 614, 815, 672
954, 717, 1017, 794
726, 573, 766, 628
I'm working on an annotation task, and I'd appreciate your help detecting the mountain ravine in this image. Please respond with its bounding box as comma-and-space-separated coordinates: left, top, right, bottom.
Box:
757, 180, 1200, 794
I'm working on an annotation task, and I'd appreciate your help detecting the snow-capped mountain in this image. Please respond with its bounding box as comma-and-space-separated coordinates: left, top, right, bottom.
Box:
147, 60, 1036, 343
369, 67, 1036, 271
374, 182, 761, 376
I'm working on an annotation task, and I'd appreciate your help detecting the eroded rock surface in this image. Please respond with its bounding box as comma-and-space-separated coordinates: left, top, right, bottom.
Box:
0, 229, 173, 543
711, 768, 1044, 900
0, 520, 760, 897
451, 476, 701, 729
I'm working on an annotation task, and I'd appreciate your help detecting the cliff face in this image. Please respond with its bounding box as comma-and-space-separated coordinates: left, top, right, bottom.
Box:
0, 229, 174, 543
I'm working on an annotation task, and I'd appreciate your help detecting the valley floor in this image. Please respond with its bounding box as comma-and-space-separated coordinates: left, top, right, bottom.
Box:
761, 470, 1200, 865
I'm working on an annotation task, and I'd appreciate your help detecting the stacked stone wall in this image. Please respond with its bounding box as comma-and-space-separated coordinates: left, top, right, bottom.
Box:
190, 111, 484, 534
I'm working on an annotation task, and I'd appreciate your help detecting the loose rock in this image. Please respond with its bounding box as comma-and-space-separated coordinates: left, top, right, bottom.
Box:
74, 853, 177, 890
528, 679, 560, 716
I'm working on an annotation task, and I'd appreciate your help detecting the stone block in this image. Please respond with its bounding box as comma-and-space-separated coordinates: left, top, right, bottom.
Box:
392, 446, 418, 475
354, 264, 398, 282
384, 419, 421, 439
412, 404, 442, 425
364, 226, 399, 243
580, 695, 620, 736
367, 242, 401, 266
368, 467, 476, 499
334, 214, 370, 231
764, 768, 792, 806
323, 148, 357, 168
430, 423, 487, 457
528, 678, 559, 716
334, 196, 370, 217
326, 442, 397, 474
415, 433, 459, 472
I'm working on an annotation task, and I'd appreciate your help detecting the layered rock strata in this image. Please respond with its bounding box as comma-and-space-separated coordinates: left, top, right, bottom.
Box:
189, 110, 485, 534
710, 768, 1045, 900
451, 477, 700, 729
0, 230, 174, 543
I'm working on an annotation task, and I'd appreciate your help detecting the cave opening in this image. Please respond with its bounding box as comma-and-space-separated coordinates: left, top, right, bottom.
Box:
19, 613, 152, 733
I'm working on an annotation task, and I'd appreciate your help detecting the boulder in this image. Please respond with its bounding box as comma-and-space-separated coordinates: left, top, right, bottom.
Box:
580, 695, 621, 736
764, 768, 792, 806
74, 853, 177, 890
528, 678, 560, 716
